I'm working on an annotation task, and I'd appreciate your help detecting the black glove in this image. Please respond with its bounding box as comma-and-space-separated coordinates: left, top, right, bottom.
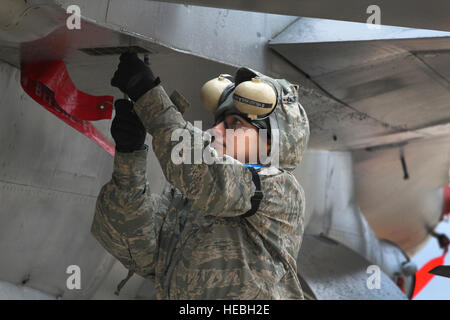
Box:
111, 99, 146, 153
111, 52, 160, 102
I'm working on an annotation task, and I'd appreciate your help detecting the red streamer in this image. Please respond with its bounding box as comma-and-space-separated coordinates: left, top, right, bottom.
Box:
412, 253, 446, 298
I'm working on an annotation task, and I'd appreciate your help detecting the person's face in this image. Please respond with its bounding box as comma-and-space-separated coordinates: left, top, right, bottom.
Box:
211, 112, 260, 163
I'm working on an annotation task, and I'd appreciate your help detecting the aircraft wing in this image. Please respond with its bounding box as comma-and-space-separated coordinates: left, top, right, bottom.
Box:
0, 0, 449, 300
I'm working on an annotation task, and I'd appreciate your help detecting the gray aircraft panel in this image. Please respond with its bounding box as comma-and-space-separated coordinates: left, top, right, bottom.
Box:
298, 234, 407, 300
13, 1, 443, 151
0, 280, 56, 299
313, 53, 450, 130
144, 0, 450, 31
269, 18, 450, 45
416, 51, 450, 84
270, 19, 450, 150
1, 1, 447, 252
0, 180, 113, 298
0, 5, 396, 151
353, 134, 450, 254
269, 18, 450, 77
0, 60, 116, 298
0, 62, 113, 199
53, 0, 448, 151
0, 0, 447, 299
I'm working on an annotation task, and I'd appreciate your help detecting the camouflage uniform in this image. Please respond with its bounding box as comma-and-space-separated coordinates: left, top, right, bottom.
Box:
91, 70, 310, 299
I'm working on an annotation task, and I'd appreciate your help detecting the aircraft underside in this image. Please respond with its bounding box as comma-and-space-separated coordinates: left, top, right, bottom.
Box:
0, 0, 449, 300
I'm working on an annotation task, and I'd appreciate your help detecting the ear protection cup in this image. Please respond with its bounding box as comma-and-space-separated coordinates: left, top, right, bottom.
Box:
201, 75, 278, 121
200, 76, 233, 113
233, 77, 277, 120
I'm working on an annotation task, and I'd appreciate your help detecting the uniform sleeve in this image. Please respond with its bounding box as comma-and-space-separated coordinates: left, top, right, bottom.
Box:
134, 85, 256, 217
91, 146, 170, 280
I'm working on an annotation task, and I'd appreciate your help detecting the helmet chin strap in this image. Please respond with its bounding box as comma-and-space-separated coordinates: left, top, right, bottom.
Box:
244, 163, 262, 169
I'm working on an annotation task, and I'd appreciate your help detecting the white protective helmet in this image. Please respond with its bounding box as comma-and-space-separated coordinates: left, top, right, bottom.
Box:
200, 72, 279, 128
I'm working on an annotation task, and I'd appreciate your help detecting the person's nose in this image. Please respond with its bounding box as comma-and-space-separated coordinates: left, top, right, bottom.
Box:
211, 121, 226, 142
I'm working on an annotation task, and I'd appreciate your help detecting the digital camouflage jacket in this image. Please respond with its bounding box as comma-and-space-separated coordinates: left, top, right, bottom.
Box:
91, 68, 310, 299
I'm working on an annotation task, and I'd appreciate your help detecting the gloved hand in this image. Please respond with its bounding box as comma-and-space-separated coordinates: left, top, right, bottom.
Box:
111, 99, 146, 153
111, 52, 160, 102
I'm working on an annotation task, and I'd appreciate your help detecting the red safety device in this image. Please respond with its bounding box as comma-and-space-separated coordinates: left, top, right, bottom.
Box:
412, 253, 446, 298
413, 231, 449, 298
20, 60, 115, 156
